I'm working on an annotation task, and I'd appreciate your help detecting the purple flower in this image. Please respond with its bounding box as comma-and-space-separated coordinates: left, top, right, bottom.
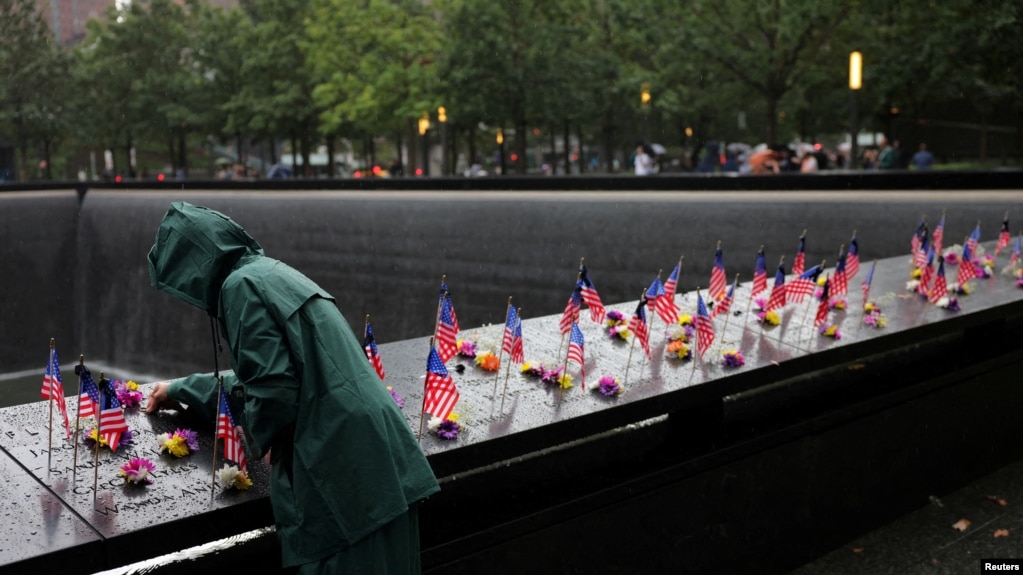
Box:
947, 297, 960, 311
120, 428, 135, 447
175, 428, 199, 452
437, 419, 460, 440
541, 366, 563, 385
721, 350, 745, 367
388, 386, 405, 408
597, 376, 621, 397
606, 310, 625, 322
1016, 278, 1023, 289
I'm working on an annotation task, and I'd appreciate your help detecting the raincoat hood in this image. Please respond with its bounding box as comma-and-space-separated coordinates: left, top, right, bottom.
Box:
148, 202, 264, 312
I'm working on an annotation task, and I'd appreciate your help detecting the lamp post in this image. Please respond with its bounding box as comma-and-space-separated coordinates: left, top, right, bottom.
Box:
849, 51, 862, 169
437, 106, 448, 176
496, 128, 506, 176
641, 83, 651, 143
418, 112, 430, 177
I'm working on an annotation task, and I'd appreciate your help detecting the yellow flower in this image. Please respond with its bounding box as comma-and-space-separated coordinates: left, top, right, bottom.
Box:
677, 314, 693, 326
234, 471, 253, 490
666, 340, 690, 359
875, 316, 887, 327
864, 302, 877, 312
163, 435, 189, 457
557, 374, 574, 389
87, 428, 108, 447
911, 268, 922, 279
762, 311, 780, 325
817, 275, 828, 286
126, 380, 139, 391
520, 362, 533, 373
447, 413, 460, 422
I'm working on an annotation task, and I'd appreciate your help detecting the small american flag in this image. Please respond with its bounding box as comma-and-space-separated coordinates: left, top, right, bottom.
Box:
846, 233, 860, 278
751, 248, 768, 298
559, 289, 582, 334
41, 346, 71, 441
917, 248, 934, 297
646, 276, 678, 325
766, 261, 787, 311
695, 290, 715, 358
502, 306, 524, 364
793, 232, 806, 276
436, 296, 458, 363
911, 219, 928, 255
628, 297, 651, 359
578, 265, 606, 323
1010, 235, 1021, 269
996, 214, 1011, 257
424, 347, 460, 420
861, 260, 876, 307
913, 234, 930, 269
363, 321, 385, 381
78, 368, 100, 419
99, 382, 129, 452
957, 240, 979, 285
967, 223, 981, 256
788, 264, 822, 303
511, 309, 524, 364
567, 321, 586, 388
929, 258, 948, 303
711, 276, 737, 319
832, 247, 849, 296
663, 259, 682, 299
932, 214, 945, 256
814, 276, 831, 327
217, 386, 247, 471
709, 245, 726, 301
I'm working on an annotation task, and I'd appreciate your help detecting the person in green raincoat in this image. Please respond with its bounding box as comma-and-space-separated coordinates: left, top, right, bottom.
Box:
145, 202, 439, 574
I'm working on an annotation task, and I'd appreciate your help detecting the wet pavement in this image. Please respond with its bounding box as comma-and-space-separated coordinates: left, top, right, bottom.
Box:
790, 455, 1023, 574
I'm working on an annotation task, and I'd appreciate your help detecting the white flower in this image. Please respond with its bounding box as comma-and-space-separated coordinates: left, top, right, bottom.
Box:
427, 416, 443, 432
935, 296, 950, 308
217, 464, 241, 488
905, 280, 920, 291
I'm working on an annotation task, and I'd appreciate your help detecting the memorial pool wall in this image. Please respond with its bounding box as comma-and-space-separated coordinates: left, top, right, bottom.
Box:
2, 180, 1021, 381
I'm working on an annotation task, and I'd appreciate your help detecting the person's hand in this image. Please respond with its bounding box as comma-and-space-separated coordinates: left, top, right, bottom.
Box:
145, 381, 183, 413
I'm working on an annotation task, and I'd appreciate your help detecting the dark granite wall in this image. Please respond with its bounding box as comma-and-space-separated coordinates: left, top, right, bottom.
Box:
2, 188, 1020, 378
0, 191, 80, 369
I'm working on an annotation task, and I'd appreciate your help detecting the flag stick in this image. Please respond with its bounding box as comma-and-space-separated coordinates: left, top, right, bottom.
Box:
432, 275, 446, 345
417, 337, 436, 442
560, 311, 580, 395
743, 245, 765, 330
720, 274, 740, 341
691, 287, 702, 375
46, 339, 55, 471
499, 306, 521, 415
211, 376, 223, 496
493, 297, 512, 402
557, 261, 585, 361
799, 260, 826, 348
72, 354, 84, 480
623, 291, 645, 386
93, 371, 103, 498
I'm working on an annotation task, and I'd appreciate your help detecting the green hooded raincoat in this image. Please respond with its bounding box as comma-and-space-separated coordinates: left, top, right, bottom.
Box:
148, 202, 439, 568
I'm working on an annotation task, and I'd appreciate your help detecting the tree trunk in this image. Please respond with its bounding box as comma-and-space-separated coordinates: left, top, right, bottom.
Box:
290, 133, 299, 178
467, 126, 477, 173
577, 124, 586, 174
395, 130, 404, 177
409, 119, 418, 175
43, 139, 52, 180
563, 120, 571, 175
168, 137, 177, 173
178, 129, 188, 176
327, 135, 336, 178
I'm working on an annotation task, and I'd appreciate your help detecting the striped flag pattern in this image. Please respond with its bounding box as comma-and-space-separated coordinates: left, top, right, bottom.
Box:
751, 248, 768, 298
424, 347, 459, 420
578, 265, 606, 323
793, 233, 806, 276
363, 322, 386, 381
766, 261, 787, 311
663, 259, 682, 299
78, 368, 99, 419
559, 289, 582, 334
929, 258, 948, 303
911, 219, 928, 256
932, 214, 944, 257
695, 290, 715, 358
788, 264, 823, 304
814, 277, 831, 327
217, 385, 247, 471
568, 321, 586, 388
628, 297, 651, 359
436, 296, 458, 363
832, 247, 849, 296
711, 277, 737, 319
709, 245, 727, 300
1010, 235, 1021, 269
41, 346, 71, 441
861, 260, 876, 307
917, 248, 934, 297
502, 306, 524, 364
846, 233, 860, 278
996, 214, 1011, 257
647, 276, 678, 325
957, 241, 979, 286
967, 223, 981, 256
